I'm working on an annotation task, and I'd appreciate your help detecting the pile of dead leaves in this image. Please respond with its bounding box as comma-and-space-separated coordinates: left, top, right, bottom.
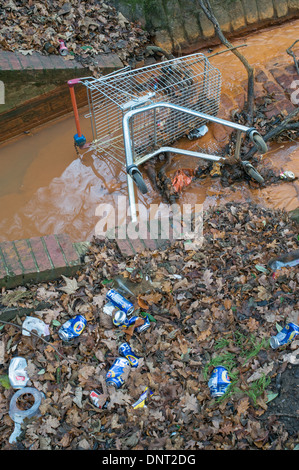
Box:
0, 202, 298, 450
0, 0, 149, 68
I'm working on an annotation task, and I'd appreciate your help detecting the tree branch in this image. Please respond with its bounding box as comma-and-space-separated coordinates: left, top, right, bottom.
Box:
198, 0, 255, 124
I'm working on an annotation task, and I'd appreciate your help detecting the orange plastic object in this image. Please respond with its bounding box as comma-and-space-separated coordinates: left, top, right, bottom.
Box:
172, 169, 193, 193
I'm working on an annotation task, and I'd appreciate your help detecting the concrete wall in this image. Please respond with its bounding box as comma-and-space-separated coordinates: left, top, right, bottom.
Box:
111, 0, 299, 53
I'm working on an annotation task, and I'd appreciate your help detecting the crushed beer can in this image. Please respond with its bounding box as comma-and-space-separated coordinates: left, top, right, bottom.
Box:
58, 315, 87, 341
135, 315, 151, 333
89, 390, 108, 409
279, 171, 295, 181
270, 322, 299, 349
106, 289, 134, 315
106, 357, 130, 388
8, 357, 30, 389
132, 387, 154, 409
208, 366, 231, 398
119, 342, 140, 367
22, 316, 50, 337
112, 310, 139, 328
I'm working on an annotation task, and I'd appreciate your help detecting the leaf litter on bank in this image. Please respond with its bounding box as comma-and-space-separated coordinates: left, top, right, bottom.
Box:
0, 202, 298, 450
0, 0, 150, 73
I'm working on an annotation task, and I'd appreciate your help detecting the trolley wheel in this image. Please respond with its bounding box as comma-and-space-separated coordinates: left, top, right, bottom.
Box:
132, 171, 148, 194
242, 161, 264, 183
251, 133, 268, 154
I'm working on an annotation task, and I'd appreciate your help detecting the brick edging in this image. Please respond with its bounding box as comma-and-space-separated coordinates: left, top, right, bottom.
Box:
0, 234, 86, 289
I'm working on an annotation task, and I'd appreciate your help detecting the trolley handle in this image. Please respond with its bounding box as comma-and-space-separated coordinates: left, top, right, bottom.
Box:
68, 79, 86, 147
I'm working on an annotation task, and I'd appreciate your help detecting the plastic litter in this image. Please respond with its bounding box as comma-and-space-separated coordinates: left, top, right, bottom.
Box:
172, 169, 193, 193
22, 317, 50, 337
268, 249, 299, 271
279, 170, 296, 181
9, 387, 44, 444
188, 124, 208, 140
8, 357, 30, 389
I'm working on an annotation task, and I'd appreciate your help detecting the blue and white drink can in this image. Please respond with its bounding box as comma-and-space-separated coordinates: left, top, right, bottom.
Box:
106, 357, 130, 388
106, 289, 134, 315
112, 311, 139, 328
58, 315, 87, 341
136, 316, 151, 333
270, 322, 299, 349
119, 342, 140, 367
208, 366, 231, 398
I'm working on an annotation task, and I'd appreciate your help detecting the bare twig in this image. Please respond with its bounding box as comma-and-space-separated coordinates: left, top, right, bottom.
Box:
0, 319, 65, 359
198, 0, 255, 125
207, 44, 247, 59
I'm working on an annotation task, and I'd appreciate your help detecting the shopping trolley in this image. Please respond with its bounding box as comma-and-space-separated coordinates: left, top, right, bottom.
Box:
68, 53, 267, 222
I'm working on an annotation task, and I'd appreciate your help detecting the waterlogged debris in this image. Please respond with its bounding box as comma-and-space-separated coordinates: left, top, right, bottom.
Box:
172, 169, 193, 193
188, 124, 208, 140
210, 162, 222, 178
279, 171, 296, 181
8, 357, 29, 389
22, 317, 50, 337
9, 387, 44, 444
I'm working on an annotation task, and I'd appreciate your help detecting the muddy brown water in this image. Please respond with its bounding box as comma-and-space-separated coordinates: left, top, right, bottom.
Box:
0, 20, 298, 243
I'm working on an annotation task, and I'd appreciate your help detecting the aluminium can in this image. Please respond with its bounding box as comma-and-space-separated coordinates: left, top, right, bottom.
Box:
58, 315, 87, 341
119, 342, 140, 367
112, 310, 139, 328
106, 357, 130, 388
135, 316, 151, 333
132, 387, 154, 409
270, 322, 299, 349
8, 357, 30, 389
208, 366, 231, 398
89, 390, 108, 409
106, 289, 134, 315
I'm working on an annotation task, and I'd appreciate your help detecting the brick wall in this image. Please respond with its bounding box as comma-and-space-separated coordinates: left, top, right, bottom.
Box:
0, 51, 123, 142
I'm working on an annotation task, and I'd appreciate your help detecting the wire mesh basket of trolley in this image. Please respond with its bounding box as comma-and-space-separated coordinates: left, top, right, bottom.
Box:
68, 52, 267, 222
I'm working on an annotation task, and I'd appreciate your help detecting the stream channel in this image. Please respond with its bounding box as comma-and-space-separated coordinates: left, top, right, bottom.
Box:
0, 20, 298, 243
